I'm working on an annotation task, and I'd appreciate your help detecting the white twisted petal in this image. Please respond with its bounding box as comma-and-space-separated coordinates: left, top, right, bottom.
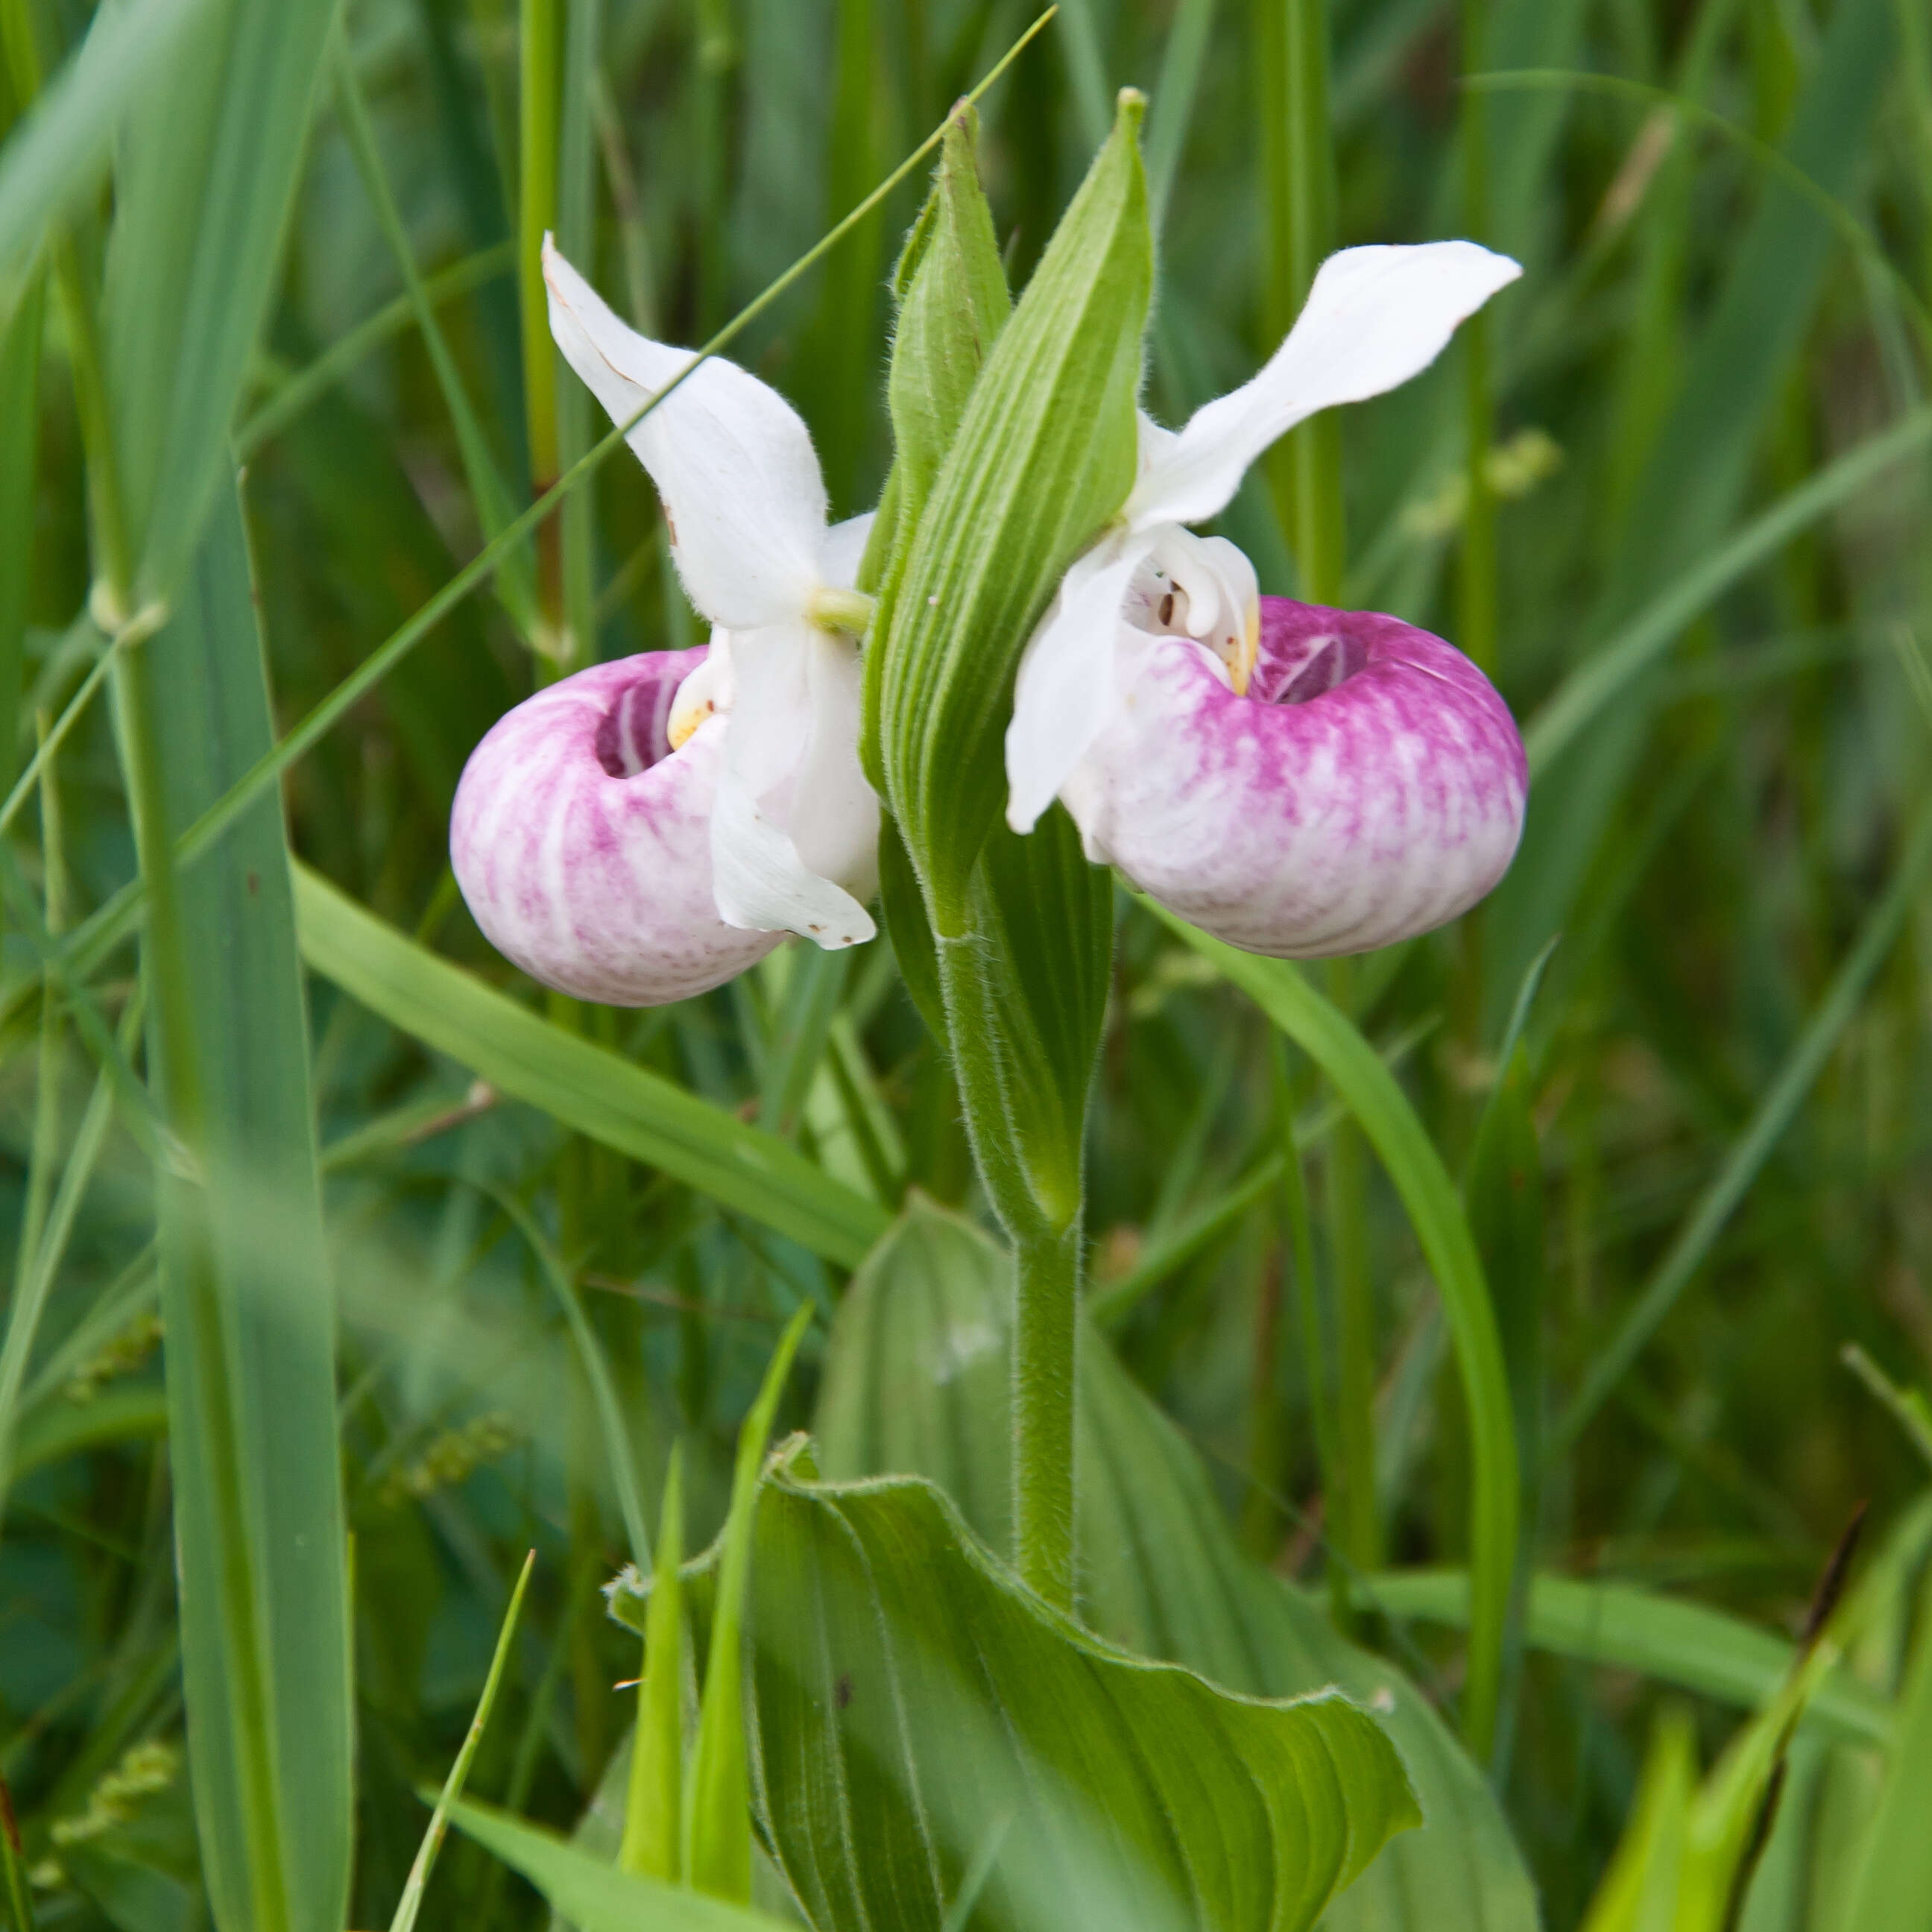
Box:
543, 237, 827, 631
1126, 242, 1522, 531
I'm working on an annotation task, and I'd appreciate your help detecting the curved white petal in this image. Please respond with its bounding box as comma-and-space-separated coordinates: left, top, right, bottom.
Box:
1003, 534, 1150, 835
543, 237, 827, 629
1127, 242, 1521, 530
710, 624, 877, 947
818, 511, 877, 590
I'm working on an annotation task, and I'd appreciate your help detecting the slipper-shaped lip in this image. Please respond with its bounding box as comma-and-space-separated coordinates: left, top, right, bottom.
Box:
451, 646, 780, 1006
1062, 597, 1528, 957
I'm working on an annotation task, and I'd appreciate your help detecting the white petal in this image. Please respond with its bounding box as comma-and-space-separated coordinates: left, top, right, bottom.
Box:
710, 624, 877, 947
1127, 242, 1521, 530
543, 237, 828, 629
818, 511, 877, 590
1003, 533, 1149, 834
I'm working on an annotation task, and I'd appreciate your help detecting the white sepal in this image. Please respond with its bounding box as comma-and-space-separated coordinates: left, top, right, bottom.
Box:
543, 237, 828, 631
1126, 242, 1521, 531
1003, 534, 1151, 834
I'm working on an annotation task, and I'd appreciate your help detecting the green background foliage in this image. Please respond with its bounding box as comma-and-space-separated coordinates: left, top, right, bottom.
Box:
2, 0, 1931, 1928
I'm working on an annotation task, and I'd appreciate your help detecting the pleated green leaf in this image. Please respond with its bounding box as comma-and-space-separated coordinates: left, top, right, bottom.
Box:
291, 865, 888, 1266
137, 479, 352, 1932
102, 0, 340, 607
813, 1197, 1539, 1932
736, 1436, 1416, 1932
874, 89, 1150, 920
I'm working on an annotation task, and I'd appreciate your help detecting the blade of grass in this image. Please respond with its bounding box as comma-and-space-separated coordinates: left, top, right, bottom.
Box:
1361, 1568, 1892, 1749
389, 1550, 535, 1932
0, 989, 143, 1510
332, 41, 539, 641
1525, 405, 1932, 777
1143, 0, 1217, 234
101, 0, 338, 608
122, 477, 352, 1932
685, 1304, 812, 1902
292, 865, 888, 1266
493, 1190, 651, 1568
1150, 903, 1517, 1758
0, 0, 216, 282
1556, 793, 1932, 1449
236, 239, 515, 458
621, 1444, 684, 1882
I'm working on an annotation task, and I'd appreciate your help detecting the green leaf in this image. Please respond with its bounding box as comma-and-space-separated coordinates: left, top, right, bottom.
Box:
814, 1196, 1540, 1932
102, 0, 341, 607
1149, 906, 1518, 1761
740, 1437, 1418, 1932
874, 90, 1151, 919
138, 478, 352, 1932
686, 1304, 812, 1904
291, 864, 888, 1267
1363, 1570, 1892, 1752
446, 1799, 795, 1932
389, 1550, 534, 1932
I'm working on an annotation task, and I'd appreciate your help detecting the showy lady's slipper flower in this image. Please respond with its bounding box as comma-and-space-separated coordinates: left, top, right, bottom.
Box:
450, 240, 880, 1005
1005, 242, 1530, 956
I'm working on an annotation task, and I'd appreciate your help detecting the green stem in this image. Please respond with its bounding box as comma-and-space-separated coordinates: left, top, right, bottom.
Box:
1013, 1223, 1080, 1608
934, 919, 1081, 1609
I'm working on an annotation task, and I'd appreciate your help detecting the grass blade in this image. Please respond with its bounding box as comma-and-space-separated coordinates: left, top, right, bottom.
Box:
1555, 794, 1932, 1448
101, 0, 338, 607
685, 1304, 812, 1901
1363, 1568, 1893, 1751
0, 0, 215, 282
1150, 903, 1518, 1759
389, 1550, 535, 1932
622, 1445, 685, 1882
134, 479, 353, 1932
1524, 405, 1932, 777
292, 865, 888, 1266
